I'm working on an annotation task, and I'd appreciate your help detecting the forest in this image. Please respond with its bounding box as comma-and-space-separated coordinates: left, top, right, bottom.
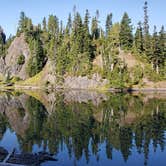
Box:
0, 1, 165, 88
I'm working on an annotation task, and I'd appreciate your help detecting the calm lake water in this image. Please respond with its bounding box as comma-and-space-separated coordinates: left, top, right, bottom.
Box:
0, 90, 165, 166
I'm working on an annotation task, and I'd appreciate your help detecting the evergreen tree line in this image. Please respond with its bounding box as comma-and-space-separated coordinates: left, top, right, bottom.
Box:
0, 1, 165, 82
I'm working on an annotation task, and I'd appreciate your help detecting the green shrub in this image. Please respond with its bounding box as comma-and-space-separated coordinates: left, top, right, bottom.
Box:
114, 48, 119, 55
108, 64, 130, 88
17, 54, 25, 65
144, 64, 162, 82
132, 65, 143, 84
11, 76, 21, 83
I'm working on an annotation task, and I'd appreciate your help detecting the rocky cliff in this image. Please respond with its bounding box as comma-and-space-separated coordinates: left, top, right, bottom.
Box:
0, 34, 31, 80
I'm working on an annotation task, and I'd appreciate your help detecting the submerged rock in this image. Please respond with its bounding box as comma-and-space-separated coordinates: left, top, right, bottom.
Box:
0, 147, 57, 166
0, 147, 8, 161
7, 152, 57, 165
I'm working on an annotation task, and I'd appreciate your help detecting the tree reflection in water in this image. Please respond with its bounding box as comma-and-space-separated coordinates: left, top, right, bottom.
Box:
0, 91, 165, 166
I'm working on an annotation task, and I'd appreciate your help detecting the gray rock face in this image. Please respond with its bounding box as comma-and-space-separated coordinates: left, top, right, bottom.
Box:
1, 34, 31, 80
64, 73, 109, 90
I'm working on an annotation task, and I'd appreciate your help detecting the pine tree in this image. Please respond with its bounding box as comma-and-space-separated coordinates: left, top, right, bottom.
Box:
83, 9, 91, 55
27, 39, 45, 77
105, 13, 113, 36
84, 10, 90, 30
152, 26, 160, 73
0, 26, 6, 44
107, 23, 120, 48
119, 12, 133, 49
68, 11, 91, 75
48, 38, 56, 61
18, 11, 26, 32
56, 39, 68, 75
48, 15, 59, 39
0, 26, 6, 57
72, 12, 83, 52
143, 1, 149, 36
91, 10, 100, 40
42, 17, 47, 32
66, 13, 72, 34
91, 17, 99, 40
143, 1, 151, 58
158, 26, 166, 73
135, 22, 144, 53
27, 19, 33, 31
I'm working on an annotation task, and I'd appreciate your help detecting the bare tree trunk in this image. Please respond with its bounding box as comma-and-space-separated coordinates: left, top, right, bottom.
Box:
156, 105, 159, 114
111, 63, 114, 71
151, 62, 154, 70
156, 64, 159, 74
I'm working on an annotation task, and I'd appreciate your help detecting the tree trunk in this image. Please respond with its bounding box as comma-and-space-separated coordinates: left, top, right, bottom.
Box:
151, 62, 154, 70
156, 64, 159, 74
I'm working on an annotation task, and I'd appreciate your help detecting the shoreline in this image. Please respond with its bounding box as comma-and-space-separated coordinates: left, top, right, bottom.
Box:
0, 84, 166, 93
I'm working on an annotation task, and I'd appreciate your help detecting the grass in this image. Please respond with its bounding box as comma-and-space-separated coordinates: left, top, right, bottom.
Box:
16, 70, 44, 86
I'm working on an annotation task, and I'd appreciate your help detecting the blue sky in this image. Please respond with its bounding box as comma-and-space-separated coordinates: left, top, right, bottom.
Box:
0, 0, 165, 37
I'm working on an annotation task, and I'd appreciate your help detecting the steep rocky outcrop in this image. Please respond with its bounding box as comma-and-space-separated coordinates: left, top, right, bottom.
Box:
0, 34, 31, 79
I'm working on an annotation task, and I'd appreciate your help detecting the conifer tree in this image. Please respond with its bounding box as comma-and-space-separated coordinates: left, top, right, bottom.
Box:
18, 11, 28, 33
119, 12, 133, 49
26, 19, 33, 31
83, 9, 91, 56
0, 26, 6, 44
143, 1, 149, 36
158, 26, 166, 72
105, 13, 113, 36
152, 26, 160, 73
0, 26, 6, 56
48, 15, 59, 39
91, 10, 100, 40
143, 1, 151, 58
42, 17, 47, 32
66, 13, 72, 34
27, 39, 45, 77
135, 22, 144, 53
107, 23, 120, 48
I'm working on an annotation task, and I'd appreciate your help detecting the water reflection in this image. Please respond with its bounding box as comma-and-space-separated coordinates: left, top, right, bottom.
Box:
0, 90, 165, 166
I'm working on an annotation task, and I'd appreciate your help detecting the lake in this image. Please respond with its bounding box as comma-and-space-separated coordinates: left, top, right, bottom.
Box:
0, 90, 165, 166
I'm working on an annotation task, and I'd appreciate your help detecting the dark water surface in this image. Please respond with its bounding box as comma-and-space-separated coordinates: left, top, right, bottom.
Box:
0, 90, 165, 166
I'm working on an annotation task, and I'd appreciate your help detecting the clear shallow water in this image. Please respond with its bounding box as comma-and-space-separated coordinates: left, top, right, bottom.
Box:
0, 90, 165, 166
